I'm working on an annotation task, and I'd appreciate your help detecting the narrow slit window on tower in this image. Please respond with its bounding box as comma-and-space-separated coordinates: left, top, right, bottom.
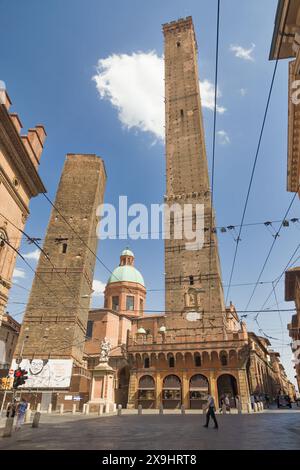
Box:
177, 41, 181, 48
189, 275, 194, 286
62, 243, 68, 254
180, 109, 184, 118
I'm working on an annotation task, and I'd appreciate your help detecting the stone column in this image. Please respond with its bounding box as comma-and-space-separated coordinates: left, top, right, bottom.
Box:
155, 373, 162, 409
182, 372, 189, 409
209, 371, 218, 407
237, 369, 250, 412
127, 371, 138, 409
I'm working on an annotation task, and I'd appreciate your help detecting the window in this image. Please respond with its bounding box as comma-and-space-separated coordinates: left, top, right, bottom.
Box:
189, 275, 194, 286
86, 320, 94, 339
139, 299, 144, 312
0, 229, 7, 252
220, 354, 228, 366
195, 355, 201, 367
112, 296, 119, 311
126, 296, 135, 311
180, 109, 184, 118
62, 243, 68, 254
169, 356, 175, 368
144, 357, 150, 369
177, 41, 181, 47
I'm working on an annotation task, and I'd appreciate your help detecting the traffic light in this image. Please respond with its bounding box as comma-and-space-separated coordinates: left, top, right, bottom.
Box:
13, 368, 28, 389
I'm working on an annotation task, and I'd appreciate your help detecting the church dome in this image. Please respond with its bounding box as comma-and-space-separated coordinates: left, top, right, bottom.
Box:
107, 249, 145, 287
107, 265, 145, 286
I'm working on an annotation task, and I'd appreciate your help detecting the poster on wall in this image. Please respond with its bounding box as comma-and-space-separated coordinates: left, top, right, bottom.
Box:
11, 359, 73, 389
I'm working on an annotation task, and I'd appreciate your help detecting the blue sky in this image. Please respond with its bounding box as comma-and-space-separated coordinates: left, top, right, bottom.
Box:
1, 0, 299, 385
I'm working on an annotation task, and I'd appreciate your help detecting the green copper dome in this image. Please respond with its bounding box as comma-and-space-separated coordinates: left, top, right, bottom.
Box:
107, 265, 145, 287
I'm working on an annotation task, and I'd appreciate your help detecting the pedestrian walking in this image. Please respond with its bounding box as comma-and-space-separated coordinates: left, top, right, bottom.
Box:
6, 399, 17, 418
15, 398, 28, 431
203, 394, 218, 429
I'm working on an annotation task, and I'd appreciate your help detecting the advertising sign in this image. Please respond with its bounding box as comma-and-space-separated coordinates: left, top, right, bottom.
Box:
11, 359, 73, 389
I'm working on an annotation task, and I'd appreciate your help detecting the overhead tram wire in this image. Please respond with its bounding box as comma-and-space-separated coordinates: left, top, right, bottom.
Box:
209, 0, 221, 316
244, 187, 299, 312
225, 0, 292, 305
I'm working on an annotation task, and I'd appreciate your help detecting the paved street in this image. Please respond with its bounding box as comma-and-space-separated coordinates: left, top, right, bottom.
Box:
0, 410, 300, 450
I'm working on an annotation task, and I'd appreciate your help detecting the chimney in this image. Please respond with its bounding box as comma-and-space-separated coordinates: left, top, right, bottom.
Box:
0, 89, 12, 111
9, 113, 23, 134
27, 125, 47, 164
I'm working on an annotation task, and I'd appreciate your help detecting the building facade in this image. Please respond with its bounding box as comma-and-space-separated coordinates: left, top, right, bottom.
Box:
13, 153, 106, 406
270, 0, 300, 392
0, 313, 20, 375
0, 88, 46, 327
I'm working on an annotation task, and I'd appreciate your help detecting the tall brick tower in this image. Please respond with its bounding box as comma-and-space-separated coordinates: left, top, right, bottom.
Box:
163, 17, 225, 328
14, 154, 106, 372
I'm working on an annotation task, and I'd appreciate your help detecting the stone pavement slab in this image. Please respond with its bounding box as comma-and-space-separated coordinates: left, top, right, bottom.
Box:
0, 411, 300, 450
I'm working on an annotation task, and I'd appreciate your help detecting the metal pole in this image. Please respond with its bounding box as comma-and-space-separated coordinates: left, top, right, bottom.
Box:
0, 390, 7, 416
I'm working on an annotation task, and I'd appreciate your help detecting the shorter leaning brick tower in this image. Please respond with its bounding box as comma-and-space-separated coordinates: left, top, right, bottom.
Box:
14, 154, 106, 393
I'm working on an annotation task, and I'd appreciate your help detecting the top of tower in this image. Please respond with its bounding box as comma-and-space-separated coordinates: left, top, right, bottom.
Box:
121, 248, 134, 257
162, 16, 194, 34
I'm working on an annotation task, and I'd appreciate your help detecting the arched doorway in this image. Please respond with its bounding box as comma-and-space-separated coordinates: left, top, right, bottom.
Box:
138, 375, 155, 409
162, 375, 181, 409
217, 374, 238, 408
189, 374, 209, 409
115, 367, 130, 408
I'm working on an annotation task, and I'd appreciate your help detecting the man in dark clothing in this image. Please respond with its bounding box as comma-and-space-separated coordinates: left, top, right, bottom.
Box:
203, 394, 219, 429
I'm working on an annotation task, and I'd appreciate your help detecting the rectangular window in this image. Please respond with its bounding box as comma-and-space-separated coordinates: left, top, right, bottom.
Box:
86, 320, 94, 339
112, 296, 119, 311
126, 296, 135, 311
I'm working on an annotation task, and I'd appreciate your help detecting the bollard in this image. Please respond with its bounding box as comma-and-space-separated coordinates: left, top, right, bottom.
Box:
36, 403, 41, 412
72, 403, 77, 415
238, 402, 242, 414
159, 404, 164, 415
104, 404, 110, 414
32, 411, 41, 428
138, 404, 142, 415
2, 417, 14, 438
82, 404, 87, 414
47, 403, 52, 414
181, 405, 185, 415
247, 403, 252, 414
253, 403, 258, 413
27, 403, 31, 410
113, 404, 117, 412
85, 404, 90, 415
98, 404, 103, 416
117, 404, 122, 416
25, 409, 32, 424
222, 404, 227, 415
59, 404, 64, 415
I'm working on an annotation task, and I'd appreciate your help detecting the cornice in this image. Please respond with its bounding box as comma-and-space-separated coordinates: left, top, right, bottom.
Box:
0, 104, 46, 197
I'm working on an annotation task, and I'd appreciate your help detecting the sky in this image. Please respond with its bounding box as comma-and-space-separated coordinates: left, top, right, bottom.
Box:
1, 0, 299, 386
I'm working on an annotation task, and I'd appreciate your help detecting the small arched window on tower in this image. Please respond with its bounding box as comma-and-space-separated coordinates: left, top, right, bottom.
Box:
169, 356, 175, 368
220, 353, 228, 367
177, 41, 181, 48
189, 275, 194, 286
62, 243, 68, 254
144, 357, 150, 369
195, 354, 201, 367
180, 109, 184, 119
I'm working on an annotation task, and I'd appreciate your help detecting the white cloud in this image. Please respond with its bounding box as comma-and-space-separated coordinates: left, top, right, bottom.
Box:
217, 130, 230, 145
92, 279, 106, 297
22, 249, 40, 261
93, 52, 226, 141
12, 267, 26, 279
230, 43, 255, 61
